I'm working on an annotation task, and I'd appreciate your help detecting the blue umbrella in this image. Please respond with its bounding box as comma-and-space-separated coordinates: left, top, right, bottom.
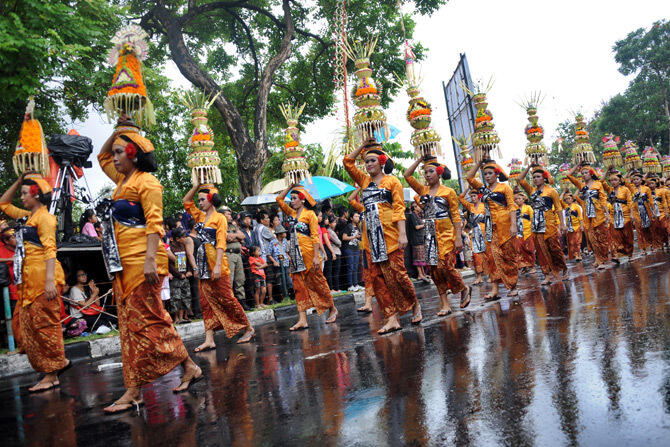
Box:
296, 176, 355, 202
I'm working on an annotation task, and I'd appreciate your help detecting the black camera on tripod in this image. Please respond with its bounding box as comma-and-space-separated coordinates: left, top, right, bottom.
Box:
47, 134, 94, 169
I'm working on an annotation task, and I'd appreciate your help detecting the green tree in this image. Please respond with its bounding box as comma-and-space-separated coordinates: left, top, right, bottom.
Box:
598, 19, 670, 152
131, 0, 445, 198
0, 0, 121, 191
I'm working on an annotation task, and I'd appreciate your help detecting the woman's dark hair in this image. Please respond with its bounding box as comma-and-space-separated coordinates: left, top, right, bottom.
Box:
199, 188, 222, 208
79, 209, 95, 232
164, 216, 178, 230
21, 179, 51, 206
118, 135, 157, 172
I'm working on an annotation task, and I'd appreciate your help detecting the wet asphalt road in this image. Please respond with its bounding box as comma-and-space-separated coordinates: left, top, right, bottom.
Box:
1, 252, 669, 446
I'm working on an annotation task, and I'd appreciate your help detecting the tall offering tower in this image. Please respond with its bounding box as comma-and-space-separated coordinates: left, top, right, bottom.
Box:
103, 25, 155, 128
279, 103, 311, 185
343, 38, 389, 145
182, 91, 222, 186
400, 42, 442, 159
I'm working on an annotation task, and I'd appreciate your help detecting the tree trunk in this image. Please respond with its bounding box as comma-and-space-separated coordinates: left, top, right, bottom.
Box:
149, 1, 294, 198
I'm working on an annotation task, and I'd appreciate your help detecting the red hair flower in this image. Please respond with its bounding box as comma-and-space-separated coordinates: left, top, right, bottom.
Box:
542, 171, 549, 179
377, 154, 387, 166
494, 167, 501, 175
125, 143, 137, 159
435, 166, 445, 175
477, 193, 483, 200
589, 169, 597, 177
297, 191, 305, 200
29, 184, 40, 196
206, 193, 213, 203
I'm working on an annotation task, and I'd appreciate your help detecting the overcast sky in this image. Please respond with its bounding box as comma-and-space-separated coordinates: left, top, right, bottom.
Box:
75, 0, 666, 198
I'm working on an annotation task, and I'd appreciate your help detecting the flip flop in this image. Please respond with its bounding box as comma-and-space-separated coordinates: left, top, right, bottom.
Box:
194, 345, 216, 353
437, 309, 453, 317
411, 316, 423, 325
104, 399, 145, 414
377, 325, 402, 335
28, 381, 59, 393
460, 286, 472, 309
483, 294, 500, 302
356, 308, 373, 313
289, 325, 309, 331
173, 367, 204, 394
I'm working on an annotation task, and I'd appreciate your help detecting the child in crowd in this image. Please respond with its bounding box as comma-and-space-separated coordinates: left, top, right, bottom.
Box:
269, 225, 292, 298
249, 245, 268, 309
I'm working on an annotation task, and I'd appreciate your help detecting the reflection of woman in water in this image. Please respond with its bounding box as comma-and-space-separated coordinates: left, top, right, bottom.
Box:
344, 138, 419, 334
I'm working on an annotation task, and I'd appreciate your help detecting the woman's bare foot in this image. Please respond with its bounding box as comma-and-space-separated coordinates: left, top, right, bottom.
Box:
460, 286, 472, 309
194, 341, 216, 353
596, 263, 607, 270
378, 316, 401, 334
508, 289, 519, 297
237, 327, 255, 344
290, 321, 308, 331
29, 373, 59, 393
326, 307, 338, 323
411, 302, 422, 324
357, 305, 373, 313
541, 278, 551, 285
173, 363, 203, 392
104, 387, 142, 413
472, 278, 483, 285
437, 307, 453, 317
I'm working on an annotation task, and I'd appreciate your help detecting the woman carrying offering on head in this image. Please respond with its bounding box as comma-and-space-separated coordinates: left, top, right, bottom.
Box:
465, 159, 519, 299
183, 183, 255, 349
276, 184, 338, 331
567, 163, 611, 269
458, 188, 487, 286
513, 188, 536, 271
404, 156, 471, 315
0, 173, 69, 392
603, 168, 635, 259
559, 191, 583, 261
344, 138, 419, 334
97, 121, 201, 413
517, 164, 567, 284
624, 170, 654, 256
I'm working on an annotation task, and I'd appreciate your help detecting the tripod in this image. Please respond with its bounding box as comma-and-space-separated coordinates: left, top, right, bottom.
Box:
49, 161, 93, 241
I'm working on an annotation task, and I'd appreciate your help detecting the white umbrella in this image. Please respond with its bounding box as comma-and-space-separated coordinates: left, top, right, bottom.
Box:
240, 194, 278, 206
260, 178, 287, 194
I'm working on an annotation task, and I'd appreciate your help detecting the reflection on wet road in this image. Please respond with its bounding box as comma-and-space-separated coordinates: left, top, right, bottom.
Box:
1, 253, 669, 446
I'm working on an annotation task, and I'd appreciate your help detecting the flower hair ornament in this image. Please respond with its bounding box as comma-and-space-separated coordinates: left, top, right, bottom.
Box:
297, 191, 305, 200
206, 193, 214, 203
377, 154, 388, 166
435, 166, 444, 176
125, 143, 137, 159
29, 184, 40, 197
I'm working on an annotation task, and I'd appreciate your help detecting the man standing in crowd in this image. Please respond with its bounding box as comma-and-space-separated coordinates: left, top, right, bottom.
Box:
254, 211, 278, 303
239, 211, 257, 309
221, 206, 247, 309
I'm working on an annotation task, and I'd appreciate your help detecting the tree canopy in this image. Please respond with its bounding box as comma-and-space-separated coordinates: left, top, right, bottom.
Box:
597, 19, 669, 152
0, 0, 121, 191
132, 0, 445, 197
